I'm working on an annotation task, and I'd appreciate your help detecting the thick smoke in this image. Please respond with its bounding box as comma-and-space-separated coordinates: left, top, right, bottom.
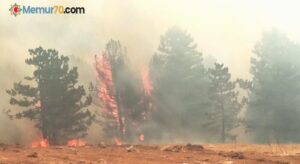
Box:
1, 0, 300, 144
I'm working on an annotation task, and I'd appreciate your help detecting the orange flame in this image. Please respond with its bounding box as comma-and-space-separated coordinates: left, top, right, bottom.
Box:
142, 67, 153, 96
139, 134, 145, 142
114, 137, 122, 146
95, 54, 120, 127
67, 139, 86, 147
31, 138, 49, 148
96, 55, 124, 145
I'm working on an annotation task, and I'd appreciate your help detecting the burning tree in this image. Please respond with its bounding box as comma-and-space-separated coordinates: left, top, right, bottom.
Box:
95, 40, 149, 143
6, 47, 93, 145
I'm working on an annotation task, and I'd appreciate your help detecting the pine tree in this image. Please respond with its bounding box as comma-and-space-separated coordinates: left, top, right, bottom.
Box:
149, 27, 210, 141
206, 63, 242, 142
6, 47, 93, 145
246, 30, 300, 143
95, 40, 144, 142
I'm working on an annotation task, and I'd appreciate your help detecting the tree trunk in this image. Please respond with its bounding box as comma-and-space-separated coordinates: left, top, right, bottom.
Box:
116, 91, 125, 140
221, 104, 225, 143
39, 80, 49, 143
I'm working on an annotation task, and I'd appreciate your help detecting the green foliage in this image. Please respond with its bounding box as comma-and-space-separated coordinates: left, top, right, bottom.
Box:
246, 30, 300, 143
206, 63, 242, 142
6, 47, 93, 145
148, 27, 210, 142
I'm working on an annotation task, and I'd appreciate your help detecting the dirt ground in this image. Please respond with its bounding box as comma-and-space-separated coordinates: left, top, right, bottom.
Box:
0, 143, 300, 164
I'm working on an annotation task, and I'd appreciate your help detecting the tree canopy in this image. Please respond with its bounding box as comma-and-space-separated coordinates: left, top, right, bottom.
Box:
6, 47, 93, 145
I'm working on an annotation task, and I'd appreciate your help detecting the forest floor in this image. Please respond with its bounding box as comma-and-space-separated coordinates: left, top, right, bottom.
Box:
0, 143, 300, 163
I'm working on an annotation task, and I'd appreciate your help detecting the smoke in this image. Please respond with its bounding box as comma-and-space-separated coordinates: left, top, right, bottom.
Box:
1, 0, 300, 144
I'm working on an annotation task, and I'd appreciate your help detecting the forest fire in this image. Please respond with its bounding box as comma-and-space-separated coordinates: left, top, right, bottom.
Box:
95, 54, 123, 145
95, 55, 154, 145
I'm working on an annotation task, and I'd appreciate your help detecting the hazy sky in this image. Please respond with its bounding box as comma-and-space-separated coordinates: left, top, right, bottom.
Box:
2, 0, 300, 79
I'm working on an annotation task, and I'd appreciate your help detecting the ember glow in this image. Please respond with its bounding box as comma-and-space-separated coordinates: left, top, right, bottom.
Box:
67, 139, 87, 147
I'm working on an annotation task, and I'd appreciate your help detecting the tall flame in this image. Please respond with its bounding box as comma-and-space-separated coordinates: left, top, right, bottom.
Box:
95, 55, 123, 145
142, 67, 153, 96
95, 57, 154, 145
95, 54, 120, 127
139, 66, 154, 143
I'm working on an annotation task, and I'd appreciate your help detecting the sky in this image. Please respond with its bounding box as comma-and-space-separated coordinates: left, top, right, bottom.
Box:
1, 0, 300, 143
